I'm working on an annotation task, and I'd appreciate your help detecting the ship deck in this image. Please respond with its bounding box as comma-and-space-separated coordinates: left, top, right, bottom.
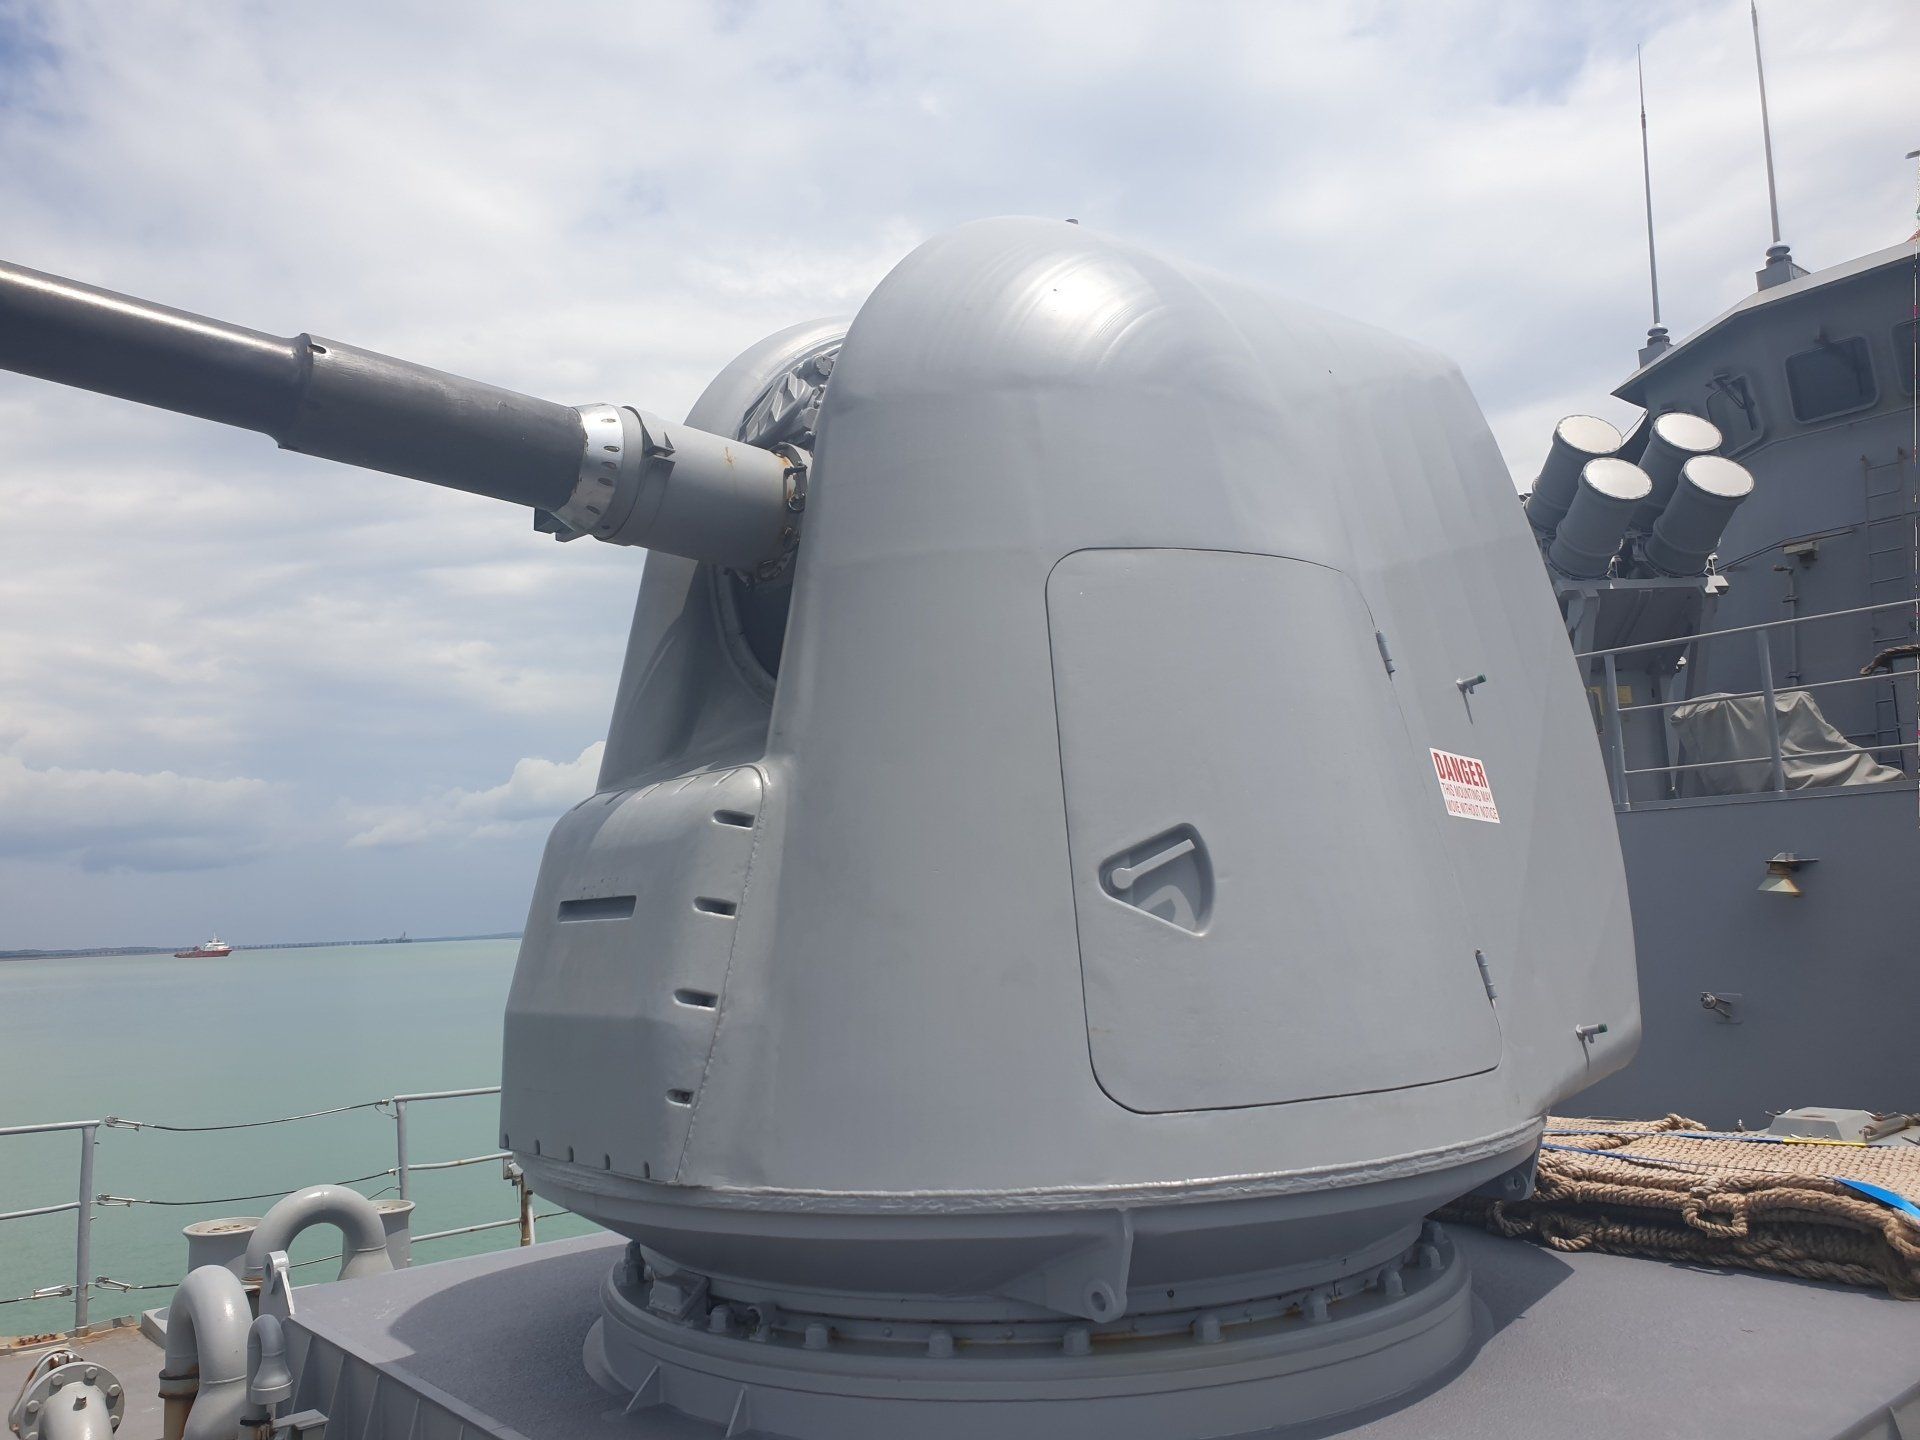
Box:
16, 1229, 1917, 1439
254, 1227, 1920, 1440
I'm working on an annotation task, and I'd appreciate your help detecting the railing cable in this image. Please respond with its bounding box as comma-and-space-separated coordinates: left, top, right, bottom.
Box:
97, 1167, 398, 1209
0, 1286, 74, 1307
103, 1100, 390, 1133
92, 1150, 505, 1210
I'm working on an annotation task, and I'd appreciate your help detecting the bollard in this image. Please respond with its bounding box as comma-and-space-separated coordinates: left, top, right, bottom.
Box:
375, 1199, 415, 1270
183, 1218, 261, 1279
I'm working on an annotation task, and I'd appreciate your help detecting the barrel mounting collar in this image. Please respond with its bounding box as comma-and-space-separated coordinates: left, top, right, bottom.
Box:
551, 402, 628, 538
736, 339, 835, 583
552, 402, 801, 572
754, 442, 809, 583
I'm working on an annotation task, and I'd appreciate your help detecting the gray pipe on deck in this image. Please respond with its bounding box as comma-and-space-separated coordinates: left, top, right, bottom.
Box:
160, 1265, 252, 1440
37, 1384, 117, 1440
247, 1314, 295, 1410
244, 1184, 394, 1284
237, 1313, 297, 1436
0, 260, 801, 573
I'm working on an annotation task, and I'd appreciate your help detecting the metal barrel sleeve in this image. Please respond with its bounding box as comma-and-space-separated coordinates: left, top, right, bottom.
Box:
0, 260, 799, 570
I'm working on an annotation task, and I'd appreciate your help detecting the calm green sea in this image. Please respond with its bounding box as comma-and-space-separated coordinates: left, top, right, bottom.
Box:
0, 939, 597, 1338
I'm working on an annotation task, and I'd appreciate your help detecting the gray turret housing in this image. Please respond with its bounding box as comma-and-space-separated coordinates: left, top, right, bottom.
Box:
500, 219, 1639, 1435
0, 218, 1639, 1438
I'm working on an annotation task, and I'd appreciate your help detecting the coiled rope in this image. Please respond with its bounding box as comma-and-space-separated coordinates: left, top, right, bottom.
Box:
1440, 1114, 1920, 1298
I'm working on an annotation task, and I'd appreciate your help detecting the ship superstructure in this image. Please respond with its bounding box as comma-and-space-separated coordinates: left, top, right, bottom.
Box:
1530, 235, 1920, 1126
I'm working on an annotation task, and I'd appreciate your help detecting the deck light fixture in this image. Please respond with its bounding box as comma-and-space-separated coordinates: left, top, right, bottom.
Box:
1758, 852, 1816, 897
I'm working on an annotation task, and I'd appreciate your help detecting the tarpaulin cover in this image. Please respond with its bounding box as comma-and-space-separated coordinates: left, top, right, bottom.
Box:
1669, 689, 1903, 795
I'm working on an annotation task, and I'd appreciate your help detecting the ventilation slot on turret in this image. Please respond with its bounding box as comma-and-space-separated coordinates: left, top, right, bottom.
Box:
693, 897, 738, 917
674, 988, 719, 1009
666, 1089, 694, 1107
558, 895, 636, 922
713, 810, 756, 828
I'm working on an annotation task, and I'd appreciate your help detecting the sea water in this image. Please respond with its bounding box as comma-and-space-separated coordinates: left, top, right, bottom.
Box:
0, 939, 596, 1338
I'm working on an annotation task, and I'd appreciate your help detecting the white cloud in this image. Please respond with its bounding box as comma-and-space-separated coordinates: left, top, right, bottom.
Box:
0, 754, 277, 871
346, 742, 604, 849
0, 0, 1912, 941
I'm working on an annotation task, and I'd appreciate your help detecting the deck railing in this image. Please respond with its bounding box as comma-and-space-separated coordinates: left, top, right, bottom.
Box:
1577, 597, 1920, 808
0, 1120, 98, 1334
0, 1085, 553, 1336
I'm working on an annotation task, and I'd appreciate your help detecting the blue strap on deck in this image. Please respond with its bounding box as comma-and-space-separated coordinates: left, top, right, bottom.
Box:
1833, 1178, 1920, 1227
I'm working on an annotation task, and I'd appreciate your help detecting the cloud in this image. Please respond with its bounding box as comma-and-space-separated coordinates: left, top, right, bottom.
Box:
0, 754, 278, 871
0, 0, 1912, 942
347, 742, 604, 849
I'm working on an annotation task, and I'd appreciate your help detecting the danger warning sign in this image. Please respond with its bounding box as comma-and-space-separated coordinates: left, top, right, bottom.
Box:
1430, 748, 1500, 823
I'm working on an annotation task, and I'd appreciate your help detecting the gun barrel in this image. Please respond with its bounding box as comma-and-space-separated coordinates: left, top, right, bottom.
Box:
0, 260, 583, 512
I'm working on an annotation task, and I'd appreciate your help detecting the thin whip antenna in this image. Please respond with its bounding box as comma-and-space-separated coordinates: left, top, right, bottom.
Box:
1635, 47, 1670, 364
1750, 2, 1781, 244
1748, 2, 1800, 288
1638, 48, 1661, 326
1908, 148, 1920, 238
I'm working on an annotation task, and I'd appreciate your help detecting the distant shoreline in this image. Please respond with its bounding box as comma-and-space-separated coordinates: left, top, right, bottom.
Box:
0, 932, 524, 960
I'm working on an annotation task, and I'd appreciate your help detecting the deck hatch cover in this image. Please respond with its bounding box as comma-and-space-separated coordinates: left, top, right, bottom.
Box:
1047, 548, 1501, 1113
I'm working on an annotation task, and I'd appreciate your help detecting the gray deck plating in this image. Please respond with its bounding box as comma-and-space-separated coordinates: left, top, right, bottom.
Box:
281, 1232, 1920, 1439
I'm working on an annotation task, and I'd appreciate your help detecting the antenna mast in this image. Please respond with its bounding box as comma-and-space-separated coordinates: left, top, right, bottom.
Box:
1751, 2, 1781, 246
1907, 147, 1920, 240
1637, 47, 1669, 365
1750, 2, 1803, 288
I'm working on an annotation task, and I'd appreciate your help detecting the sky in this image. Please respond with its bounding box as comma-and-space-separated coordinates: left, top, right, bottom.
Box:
0, 0, 1913, 949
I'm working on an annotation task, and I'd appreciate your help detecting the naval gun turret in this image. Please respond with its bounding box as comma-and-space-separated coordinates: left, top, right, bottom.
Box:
0, 221, 1638, 1438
